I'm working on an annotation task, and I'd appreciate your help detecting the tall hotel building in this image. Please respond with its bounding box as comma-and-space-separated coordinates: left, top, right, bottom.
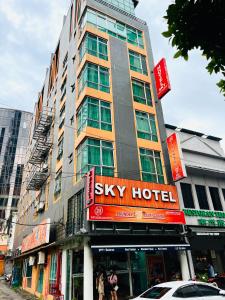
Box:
0, 108, 32, 275
13, 1, 191, 299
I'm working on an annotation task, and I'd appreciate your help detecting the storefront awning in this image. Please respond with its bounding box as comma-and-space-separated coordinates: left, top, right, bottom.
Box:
13, 242, 56, 259
91, 244, 190, 253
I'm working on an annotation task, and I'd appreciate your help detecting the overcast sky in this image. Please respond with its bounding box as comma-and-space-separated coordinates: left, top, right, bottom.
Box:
0, 0, 224, 149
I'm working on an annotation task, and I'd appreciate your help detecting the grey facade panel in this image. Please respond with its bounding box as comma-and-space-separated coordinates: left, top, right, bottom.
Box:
109, 36, 140, 180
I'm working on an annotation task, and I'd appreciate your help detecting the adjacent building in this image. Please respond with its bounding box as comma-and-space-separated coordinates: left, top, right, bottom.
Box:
166, 124, 225, 283
13, 1, 191, 299
0, 108, 32, 275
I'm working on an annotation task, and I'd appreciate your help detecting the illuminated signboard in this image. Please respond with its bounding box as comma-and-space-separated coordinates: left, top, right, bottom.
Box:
153, 58, 171, 99
94, 176, 179, 209
183, 209, 225, 227
167, 133, 187, 182
21, 219, 50, 253
89, 205, 185, 224
86, 176, 185, 224
85, 168, 95, 208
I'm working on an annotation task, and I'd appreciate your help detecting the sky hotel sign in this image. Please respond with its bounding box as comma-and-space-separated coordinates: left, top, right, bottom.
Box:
86, 174, 185, 224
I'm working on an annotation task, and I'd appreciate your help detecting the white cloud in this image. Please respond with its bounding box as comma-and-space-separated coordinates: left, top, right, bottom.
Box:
0, 0, 23, 28
0, 0, 70, 111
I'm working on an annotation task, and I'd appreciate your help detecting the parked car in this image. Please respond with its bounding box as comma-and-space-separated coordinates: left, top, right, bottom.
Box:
132, 281, 225, 299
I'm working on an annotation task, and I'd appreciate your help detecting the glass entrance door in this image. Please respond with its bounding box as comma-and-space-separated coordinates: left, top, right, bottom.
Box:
72, 250, 84, 300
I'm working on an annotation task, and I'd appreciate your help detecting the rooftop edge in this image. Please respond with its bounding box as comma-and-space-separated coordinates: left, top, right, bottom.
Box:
165, 124, 222, 142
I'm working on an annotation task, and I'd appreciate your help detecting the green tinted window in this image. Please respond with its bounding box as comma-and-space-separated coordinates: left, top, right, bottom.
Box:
80, 9, 144, 49
50, 254, 57, 282
79, 33, 108, 62
77, 97, 112, 135
78, 63, 110, 94
132, 79, 152, 106
129, 50, 148, 75
103, 0, 135, 15
76, 138, 114, 180
136, 111, 158, 142
140, 148, 164, 184
37, 266, 44, 293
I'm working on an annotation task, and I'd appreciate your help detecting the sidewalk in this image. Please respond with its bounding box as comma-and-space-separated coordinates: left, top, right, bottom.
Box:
0, 279, 37, 300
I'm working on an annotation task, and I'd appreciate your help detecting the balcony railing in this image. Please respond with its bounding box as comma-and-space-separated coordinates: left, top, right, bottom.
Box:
26, 164, 49, 190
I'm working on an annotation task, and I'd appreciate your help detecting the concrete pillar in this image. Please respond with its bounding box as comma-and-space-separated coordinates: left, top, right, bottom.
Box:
191, 183, 200, 210
187, 250, 195, 279
206, 186, 214, 210
219, 188, 225, 211
179, 251, 190, 280
176, 182, 185, 208
84, 238, 93, 300
127, 252, 133, 297
61, 250, 67, 299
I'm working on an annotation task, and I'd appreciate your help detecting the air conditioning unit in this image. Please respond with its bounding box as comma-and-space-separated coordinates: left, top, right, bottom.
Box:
29, 256, 35, 266
37, 251, 45, 265
42, 163, 48, 172
37, 202, 45, 212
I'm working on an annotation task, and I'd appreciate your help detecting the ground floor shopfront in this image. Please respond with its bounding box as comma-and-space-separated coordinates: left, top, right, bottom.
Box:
13, 246, 64, 300
14, 230, 225, 300
187, 227, 225, 287
183, 209, 225, 286
62, 235, 193, 300
12, 234, 192, 300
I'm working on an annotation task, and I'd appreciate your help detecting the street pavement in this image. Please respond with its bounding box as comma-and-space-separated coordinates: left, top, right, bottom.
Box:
0, 280, 23, 300
0, 279, 36, 300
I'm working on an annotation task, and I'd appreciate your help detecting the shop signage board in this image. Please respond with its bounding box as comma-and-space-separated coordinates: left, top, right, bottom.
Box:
167, 133, 187, 182
21, 218, 50, 253
153, 58, 171, 99
85, 167, 95, 208
183, 209, 225, 227
91, 244, 190, 253
88, 204, 185, 224
94, 176, 180, 209
86, 175, 185, 224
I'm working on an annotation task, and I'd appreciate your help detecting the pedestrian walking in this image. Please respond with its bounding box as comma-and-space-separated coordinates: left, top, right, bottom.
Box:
96, 267, 108, 300
108, 268, 118, 300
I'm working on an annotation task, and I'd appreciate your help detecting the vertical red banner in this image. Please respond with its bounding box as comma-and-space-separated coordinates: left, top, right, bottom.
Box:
154, 58, 171, 99
167, 133, 187, 182
85, 167, 95, 208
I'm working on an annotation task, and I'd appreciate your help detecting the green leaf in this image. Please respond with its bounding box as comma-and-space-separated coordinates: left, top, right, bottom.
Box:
162, 31, 172, 38
183, 54, 189, 61
216, 80, 225, 97
174, 50, 182, 59
172, 37, 177, 47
